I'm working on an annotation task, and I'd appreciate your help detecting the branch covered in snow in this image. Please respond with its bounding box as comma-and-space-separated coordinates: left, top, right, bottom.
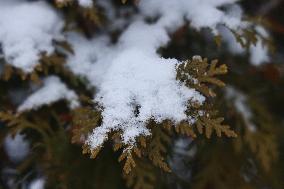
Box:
0, 0, 261, 161
0, 0, 63, 72
66, 0, 245, 150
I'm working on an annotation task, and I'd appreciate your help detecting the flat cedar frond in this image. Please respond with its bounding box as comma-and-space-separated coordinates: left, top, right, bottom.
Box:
196, 112, 237, 138
1, 48, 79, 85
229, 25, 274, 53
124, 160, 156, 189
55, 0, 73, 8
176, 56, 227, 97
214, 35, 222, 47
214, 27, 259, 49
1, 65, 35, 82
55, 1, 101, 36
80, 6, 101, 26
0, 111, 50, 138
1, 65, 13, 81
176, 57, 236, 139
231, 96, 278, 172
82, 143, 101, 159
0, 110, 72, 159
230, 28, 258, 49
0, 0, 280, 188
147, 125, 171, 172
244, 131, 277, 172
192, 144, 246, 189
175, 121, 197, 138
119, 151, 137, 174
248, 98, 278, 172
71, 106, 101, 144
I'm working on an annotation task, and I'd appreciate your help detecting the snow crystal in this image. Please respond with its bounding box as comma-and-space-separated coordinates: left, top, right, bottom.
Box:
18, 76, 79, 112
87, 49, 204, 148
0, 0, 63, 72
4, 133, 30, 163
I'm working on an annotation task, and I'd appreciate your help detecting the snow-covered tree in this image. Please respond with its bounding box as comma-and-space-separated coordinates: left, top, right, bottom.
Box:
0, 0, 283, 189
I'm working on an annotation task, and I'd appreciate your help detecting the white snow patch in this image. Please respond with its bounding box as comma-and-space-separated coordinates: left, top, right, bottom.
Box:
0, 0, 63, 72
78, 0, 93, 7
28, 178, 45, 189
18, 76, 79, 112
4, 133, 30, 163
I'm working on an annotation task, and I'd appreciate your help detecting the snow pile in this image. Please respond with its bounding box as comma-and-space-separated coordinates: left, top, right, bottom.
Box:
18, 76, 79, 112
28, 178, 45, 189
4, 133, 30, 163
67, 0, 247, 149
0, 0, 63, 72
86, 48, 204, 148
5, 0, 264, 149
68, 22, 205, 148
140, 0, 269, 65
138, 0, 245, 33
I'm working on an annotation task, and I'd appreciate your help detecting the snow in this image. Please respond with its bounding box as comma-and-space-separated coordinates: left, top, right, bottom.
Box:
4, 133, 30, 163
78, 0, 93, 7
28, 178, 45, 189
0, 0, 266, 149
67, 0, 249, 149
18, 76, 79, 112
250, 40, 270, 65
0, 0, 63, 72
87, 48, 204, 148
68, 17, 206, 149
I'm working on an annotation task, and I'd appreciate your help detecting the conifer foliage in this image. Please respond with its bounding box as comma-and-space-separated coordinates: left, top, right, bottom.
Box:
0, 0, 283, 189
